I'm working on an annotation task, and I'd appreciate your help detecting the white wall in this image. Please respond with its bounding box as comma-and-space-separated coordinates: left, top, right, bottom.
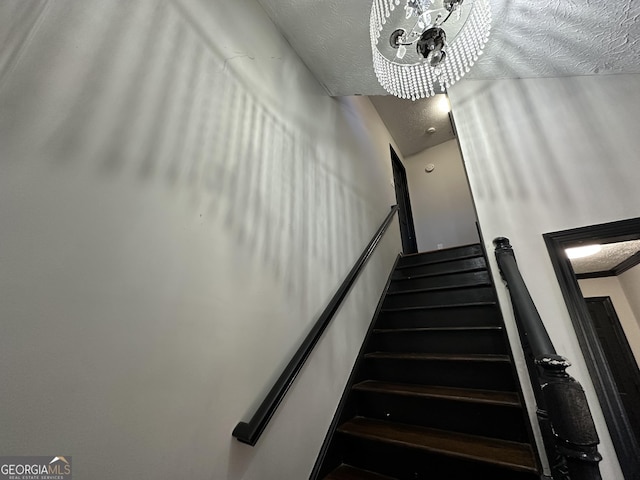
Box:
449, 74, 640, 479
578, 276, 640, 368
0, 1, 402, 479
620, 264, 640, 329
404, 139, 478, 252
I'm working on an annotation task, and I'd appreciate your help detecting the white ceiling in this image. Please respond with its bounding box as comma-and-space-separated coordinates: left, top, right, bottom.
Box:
369, 94, 455, 156
571, 240, 640, 274
256, 0, 640, 156
257, 0, 640, 96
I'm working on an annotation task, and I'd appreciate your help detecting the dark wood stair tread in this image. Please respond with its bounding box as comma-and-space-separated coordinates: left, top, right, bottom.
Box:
381, 302, 496, 312
394, 266, 486, 280
353, 380, 520, 406
365, 352, 511, 363
401, 243, 478, 256
338, 417, 537, 473
373, 326, 502, 334
324, 465, 397, 480
396, 252, 482, 270
387, 283, 491, 295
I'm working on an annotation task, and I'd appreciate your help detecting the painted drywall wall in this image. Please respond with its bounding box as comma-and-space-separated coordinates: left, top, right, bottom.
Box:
404, 139, 478, 252
0, 1, 402, 479
578, 276, 640, 368
620, 264, 640, 330
449, 74, 640, 479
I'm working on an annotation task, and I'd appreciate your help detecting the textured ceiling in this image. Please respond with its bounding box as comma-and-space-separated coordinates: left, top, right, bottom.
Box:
570, 240, 640, 274
257, 0, 640, 96
258, 0, 640, 156
369, 95, 455, 156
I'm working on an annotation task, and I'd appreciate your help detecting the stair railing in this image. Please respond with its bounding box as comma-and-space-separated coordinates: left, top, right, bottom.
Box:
493, 237, 602, 480
232, 205, 400, 446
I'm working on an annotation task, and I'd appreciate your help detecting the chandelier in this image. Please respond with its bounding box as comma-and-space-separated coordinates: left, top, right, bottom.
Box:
370, 0, 491, 100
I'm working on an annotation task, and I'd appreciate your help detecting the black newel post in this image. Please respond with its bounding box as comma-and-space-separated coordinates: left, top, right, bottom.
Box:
494, 237, 602, 480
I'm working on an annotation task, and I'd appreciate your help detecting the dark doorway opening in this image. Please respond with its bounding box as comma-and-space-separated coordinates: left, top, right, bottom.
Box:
585, 297, 640, 448
544, 218, 640, 479
390, 146, 418, 254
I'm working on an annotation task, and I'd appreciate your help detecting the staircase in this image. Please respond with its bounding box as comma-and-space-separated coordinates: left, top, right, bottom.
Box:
315, 244, 541, 480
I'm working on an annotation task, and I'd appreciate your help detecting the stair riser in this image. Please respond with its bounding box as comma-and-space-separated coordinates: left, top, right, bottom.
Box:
393, 256, 487, 280
378, 305, 501, 329
383, 287, 495, 309
389, 271, 491, 293
369, 330, 507, 355
354, 392, 527, 442
398, 245, 483, 268
364, 358, 516, 391
340, 436, 538, 480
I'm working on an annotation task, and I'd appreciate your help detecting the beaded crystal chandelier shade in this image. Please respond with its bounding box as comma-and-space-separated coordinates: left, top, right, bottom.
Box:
370, 0, 491, 100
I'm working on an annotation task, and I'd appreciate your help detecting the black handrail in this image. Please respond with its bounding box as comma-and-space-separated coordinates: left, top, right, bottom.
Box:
233, 205, 400, 446
494, 237, 602, 480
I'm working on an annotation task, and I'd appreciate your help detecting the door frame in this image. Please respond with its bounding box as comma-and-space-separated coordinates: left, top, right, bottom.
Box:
544, 218, 640, 479
584, 297, 640, 414
390, 146, 418, 254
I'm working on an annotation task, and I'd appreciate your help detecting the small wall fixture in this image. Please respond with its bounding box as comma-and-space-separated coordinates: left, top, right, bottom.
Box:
425, 164, 435, 173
